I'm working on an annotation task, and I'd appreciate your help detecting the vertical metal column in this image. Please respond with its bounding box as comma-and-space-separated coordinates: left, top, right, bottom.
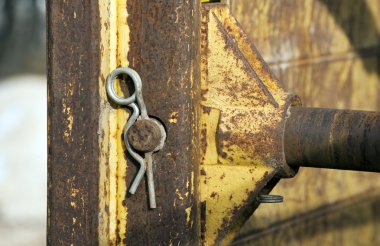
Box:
125, 1, 201, 245
47, 1, 201, 245
47, 1, 101, 245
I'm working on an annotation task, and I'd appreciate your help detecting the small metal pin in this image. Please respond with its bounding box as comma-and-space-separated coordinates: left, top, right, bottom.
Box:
257, 194, 283, 203
106, 67, 166, 209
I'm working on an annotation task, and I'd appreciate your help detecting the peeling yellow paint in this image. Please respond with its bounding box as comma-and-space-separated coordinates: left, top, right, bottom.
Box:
176, 189, 184, 200
98, 0, 130, 244
115, 0, 129, 243
169, 111, 178, 123
62, 102, 74, 142
71, 188, 79, 198
98, 0, 118, 244
191, 170, 195, 194
185, 207, 192, 223
67, 115, 73, 131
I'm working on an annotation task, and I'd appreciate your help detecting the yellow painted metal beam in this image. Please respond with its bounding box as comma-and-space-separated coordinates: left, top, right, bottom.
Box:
98, 0, 130, 244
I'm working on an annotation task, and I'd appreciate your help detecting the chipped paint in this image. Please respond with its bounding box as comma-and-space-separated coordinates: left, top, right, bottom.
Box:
98, 0, 132, 244
98, 0, 118, 244
177, 188, 185, 200
169, 111, 179, 123
70, 188, 79, 198
115, 1, 129, 243
62, 102, 74, 142
186, 207, 192, 223
123, 1, 201, 244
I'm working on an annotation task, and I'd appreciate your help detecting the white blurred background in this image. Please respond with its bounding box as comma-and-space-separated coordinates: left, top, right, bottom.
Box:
0, 0, 46, 245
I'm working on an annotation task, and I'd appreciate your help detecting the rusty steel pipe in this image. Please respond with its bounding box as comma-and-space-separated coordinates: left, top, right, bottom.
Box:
284, 107, 380, 172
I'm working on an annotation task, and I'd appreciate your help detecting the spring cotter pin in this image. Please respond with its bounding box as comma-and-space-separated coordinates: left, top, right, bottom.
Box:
106, 67, 166, 209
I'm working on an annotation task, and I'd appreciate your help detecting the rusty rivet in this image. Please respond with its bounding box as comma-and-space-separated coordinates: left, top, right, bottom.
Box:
127, 119, 163, 152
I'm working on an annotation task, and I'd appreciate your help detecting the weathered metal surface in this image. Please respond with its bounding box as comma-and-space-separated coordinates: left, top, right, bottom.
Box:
285, 107, 380, 172
200, 4, 300, 245
49, 1, 380, 245
98, 1, 128, 243
110, 1, 202, 245
47, 0, 100, 245
231, 0, 380, 245
127, 119, 164, 152
97, 0, 201, 244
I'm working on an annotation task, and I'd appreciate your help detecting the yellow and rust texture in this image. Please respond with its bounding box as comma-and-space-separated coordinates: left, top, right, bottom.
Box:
199, 5, 300, 245
98, 0, 129, 244
99, 0, 201, 245
229, 0, 380, 245
47, 0, 101, 244
50, 0, 201, 245
125, 1, 201, 245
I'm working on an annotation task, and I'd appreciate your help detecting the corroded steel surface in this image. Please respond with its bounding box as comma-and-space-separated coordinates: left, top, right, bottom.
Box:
49, 1, 379, 245
97, 0, 201, 244
122, 1, 201, 245
285, 107, 380, 172
97, 1, 301, 245
47, 0, 101, 245
200, 4, 300, 245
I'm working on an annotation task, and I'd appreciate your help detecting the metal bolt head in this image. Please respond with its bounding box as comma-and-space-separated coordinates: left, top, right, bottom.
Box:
127, 118, 165, 152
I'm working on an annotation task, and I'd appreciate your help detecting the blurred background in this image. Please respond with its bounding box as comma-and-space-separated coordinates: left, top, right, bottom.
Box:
0, 0, 46, 245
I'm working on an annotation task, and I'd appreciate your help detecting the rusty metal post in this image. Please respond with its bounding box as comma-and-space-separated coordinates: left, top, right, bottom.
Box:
47, 1, 101, 245
48, 0, 201, 245
285, 107, 380, 172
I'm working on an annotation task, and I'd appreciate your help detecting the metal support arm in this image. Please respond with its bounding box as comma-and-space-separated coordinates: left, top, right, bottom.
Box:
285, 107, 380, 172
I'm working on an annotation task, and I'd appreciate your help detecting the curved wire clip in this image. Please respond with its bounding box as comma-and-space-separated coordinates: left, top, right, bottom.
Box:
106, 67, 164, 209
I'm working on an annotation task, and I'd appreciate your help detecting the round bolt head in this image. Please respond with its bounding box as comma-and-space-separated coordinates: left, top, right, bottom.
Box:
127, 119, 164, 152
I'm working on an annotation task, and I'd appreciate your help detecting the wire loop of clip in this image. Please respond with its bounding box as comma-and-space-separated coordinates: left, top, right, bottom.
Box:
106, 67, 159, 209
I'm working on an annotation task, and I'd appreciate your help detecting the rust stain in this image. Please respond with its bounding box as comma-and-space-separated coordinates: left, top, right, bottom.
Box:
47, 0, 101, 244
124, 0, 201, 245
